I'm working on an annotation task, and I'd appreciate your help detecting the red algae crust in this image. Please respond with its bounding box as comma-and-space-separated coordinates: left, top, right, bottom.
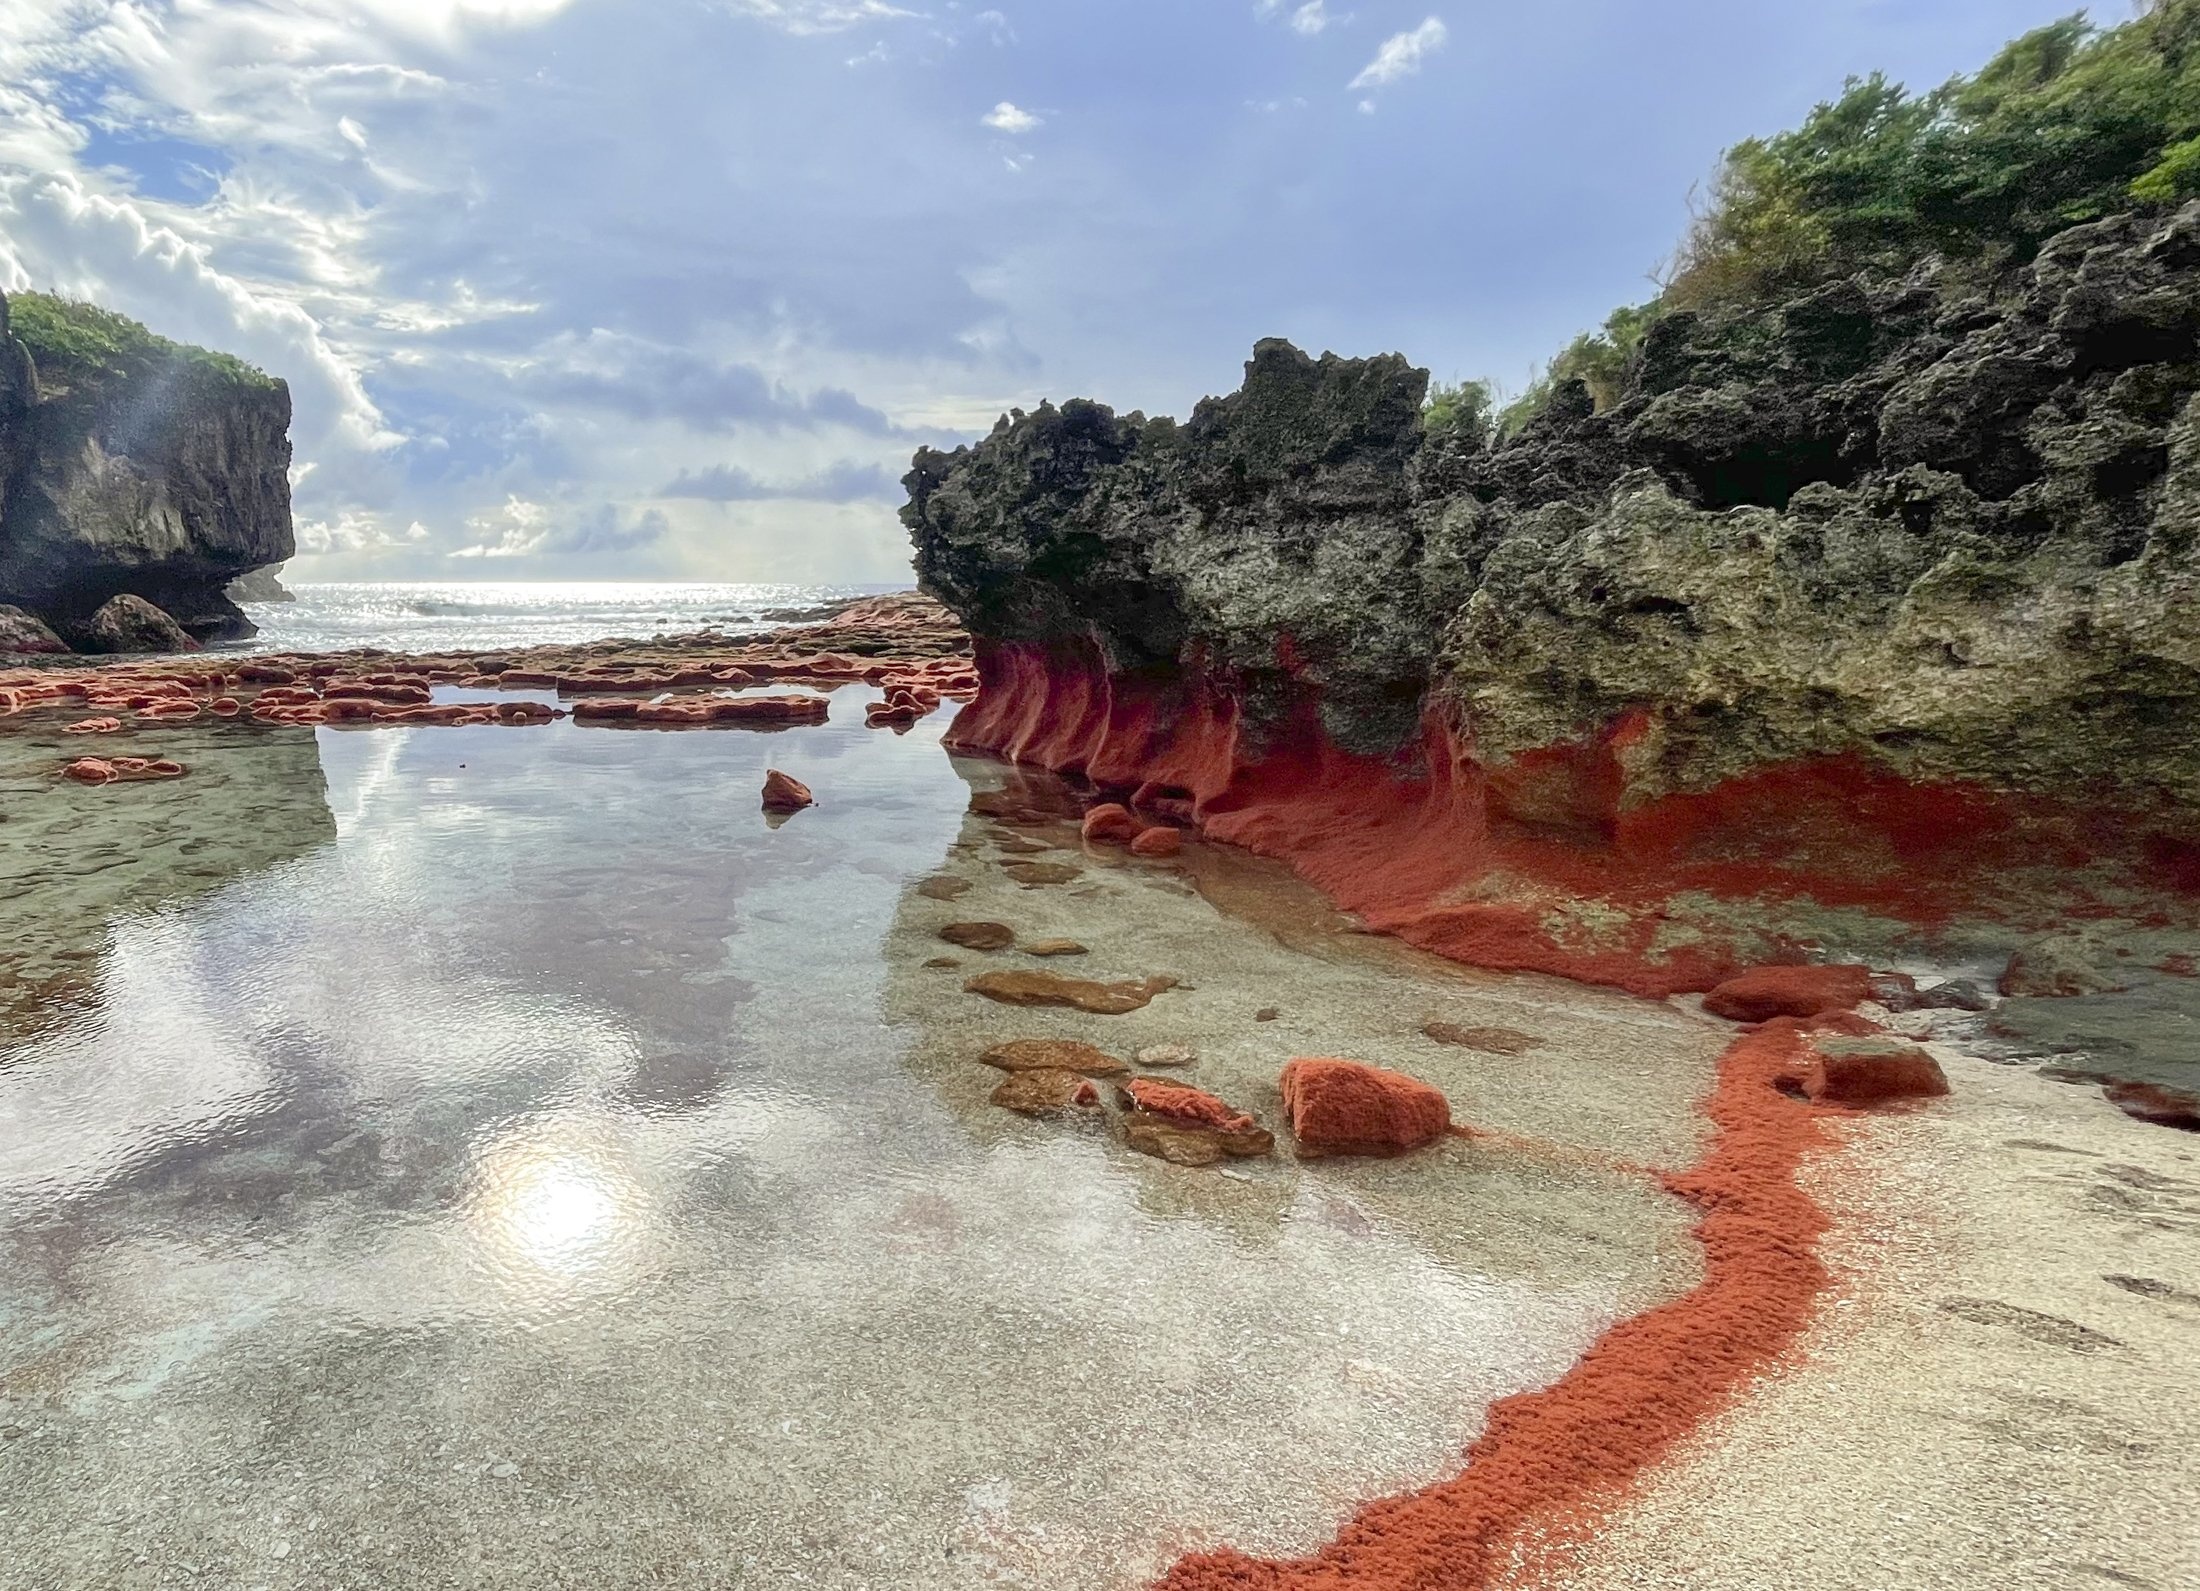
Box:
1154, 1021, 1830, 1591
1277, 1059, 1450, 1158
944, 640, 2194, 999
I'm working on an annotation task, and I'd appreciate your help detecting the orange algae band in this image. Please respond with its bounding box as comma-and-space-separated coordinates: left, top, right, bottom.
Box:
1151, 1021, 1829, 1590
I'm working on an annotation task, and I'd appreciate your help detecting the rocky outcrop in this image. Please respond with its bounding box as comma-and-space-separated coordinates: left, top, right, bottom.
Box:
904, 205, 2200, 994
79, 592, 199, 654
0, 604, 66, 654
0, 289, 293, 646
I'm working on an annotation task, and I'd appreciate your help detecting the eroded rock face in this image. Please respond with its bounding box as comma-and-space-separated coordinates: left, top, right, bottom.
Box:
0, 290, 293, 646
0, 604, 65, 654
905, 205, 2200, 809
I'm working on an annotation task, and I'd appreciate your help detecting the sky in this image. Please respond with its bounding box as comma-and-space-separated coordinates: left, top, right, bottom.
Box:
0, 0, 2091, 584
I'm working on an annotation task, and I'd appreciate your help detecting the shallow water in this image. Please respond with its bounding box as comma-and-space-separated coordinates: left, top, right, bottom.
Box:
236, 580, 895, 655
0, 692, 1712, 1588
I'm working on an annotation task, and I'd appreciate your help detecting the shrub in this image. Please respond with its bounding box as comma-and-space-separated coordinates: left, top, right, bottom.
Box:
6, 290, 274, 390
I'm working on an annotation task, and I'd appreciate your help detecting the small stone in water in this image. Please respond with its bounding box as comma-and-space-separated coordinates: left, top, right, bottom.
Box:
1135, 1043, 1197, 1069
1022, 938, 1088, 957
916, 875, 972, 900
939, 921, 1015, 951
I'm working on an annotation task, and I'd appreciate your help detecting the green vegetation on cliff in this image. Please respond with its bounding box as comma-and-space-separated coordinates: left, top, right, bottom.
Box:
7, 291, 274, 391
1475, 1, 2200, 434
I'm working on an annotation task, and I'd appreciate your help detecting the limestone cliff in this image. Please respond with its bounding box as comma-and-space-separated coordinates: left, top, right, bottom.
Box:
0, 289, 294, 646
908, 202, 2200, 813
903, 205, 2200, 993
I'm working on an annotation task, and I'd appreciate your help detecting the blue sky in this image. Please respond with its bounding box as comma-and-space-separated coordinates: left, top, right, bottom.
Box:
0, 1, 2088, 582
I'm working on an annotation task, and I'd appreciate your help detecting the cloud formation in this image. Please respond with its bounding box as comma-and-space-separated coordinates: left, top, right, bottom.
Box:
982, 101, 1042, 133
0, 1, 2069, 582
1350, 17, 1447, 92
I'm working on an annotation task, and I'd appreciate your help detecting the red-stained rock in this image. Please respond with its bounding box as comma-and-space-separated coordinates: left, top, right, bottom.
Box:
494, 700, 558, 723
62, 716, 124, 735
1278, 1057, 1451, 1157
1129, 826, 1183, 857
64, 755, 186, 785
323, 680, 431, 705
1703, 964, 1876, 1023
989, 1068, 1107, 1117
963, 970, 1177, 1014
1117, 1078, 1254, 1133
1081, 802, 1140, 845
570, 697, 640, 720
761, 768, 814, 812
136, 699, 202, 722
1802, 1036, 1951, 1105
209, 696, 243, 717
978, 1038, 1129, 1076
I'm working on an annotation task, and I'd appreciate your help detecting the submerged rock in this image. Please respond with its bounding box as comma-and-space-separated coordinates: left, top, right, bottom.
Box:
1129, 826, 1183, 857
964, 970, 1178, 1014
1002, 860, 1081, 887
916, 875, 973, 900
1022, 938, 1088, 957
988, 1068, 1103, 1117
1120, 1113, 1274, 1167
1278, 1057, 1451, 1157
978, 1038, 1129, 1076
1423, 1021, 1541, 1054
939, 921, 1015, 951
1135, 1043, 1198, 1069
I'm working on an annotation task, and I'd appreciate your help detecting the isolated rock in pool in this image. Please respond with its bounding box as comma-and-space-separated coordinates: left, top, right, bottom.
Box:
939, 921, 1015, 951
62, 716, 123, 735
1423, 1021, 1541, 1054
1278, 1057, 1451, 1157
1703, 964, 1876, 1023
978, 1038, 1129, 1077
761, 768, 814, 812
1121, 1113, 1274, 1167
964, 970, 1178, 1014
1116, 1077, 1254, 1132
1129, 826, 1182, 857
916, 875, 973, 900
1080, 802, 1140, 845
1135, 1043, 1197, 1069
1803, 1035, 1952, 1105
1002, 860, 1081, 887
0, 605, 66, 654
79, 594, 198, 654
1999, 935, 2129, 998
989, 1068, 1103, 1117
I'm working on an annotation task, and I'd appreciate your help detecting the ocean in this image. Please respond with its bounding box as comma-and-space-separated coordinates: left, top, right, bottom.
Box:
236, 579, 904, 654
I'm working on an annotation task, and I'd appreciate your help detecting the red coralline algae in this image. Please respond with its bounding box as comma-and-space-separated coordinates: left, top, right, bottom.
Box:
944, 640, 2194, 998
1276, 1059, 1451, 1157
1130, 825, 1184, 857
62, 716, 123, 735
1119, 1078, 1255, 1133
62, 756, 185, 785
1702, 964, 1875, 1023
1156, 1022, 1830, 1591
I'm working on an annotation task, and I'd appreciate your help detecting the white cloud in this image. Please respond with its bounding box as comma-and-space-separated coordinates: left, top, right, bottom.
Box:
1349, 17, 1447, 92
981, 101, 1041, 134
1289, 3, 1333, 37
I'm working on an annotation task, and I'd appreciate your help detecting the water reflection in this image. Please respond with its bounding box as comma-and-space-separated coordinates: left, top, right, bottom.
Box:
0, 690, 1712, 1590
465, 1116, 651, 1293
